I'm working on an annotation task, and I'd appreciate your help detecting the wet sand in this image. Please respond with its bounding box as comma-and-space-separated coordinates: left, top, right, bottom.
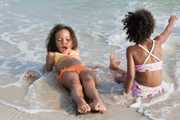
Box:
0, 103, 148, 120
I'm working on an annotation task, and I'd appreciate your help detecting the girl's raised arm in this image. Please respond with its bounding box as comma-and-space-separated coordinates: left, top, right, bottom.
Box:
154, 16, 177, 44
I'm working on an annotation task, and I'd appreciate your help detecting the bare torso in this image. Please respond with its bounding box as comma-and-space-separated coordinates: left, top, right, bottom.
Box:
132, 40, 162, 87
135, 71, 162, 87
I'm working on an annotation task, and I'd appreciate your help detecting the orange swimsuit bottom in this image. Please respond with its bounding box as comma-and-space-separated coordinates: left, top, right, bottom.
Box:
56, 64, 87, 80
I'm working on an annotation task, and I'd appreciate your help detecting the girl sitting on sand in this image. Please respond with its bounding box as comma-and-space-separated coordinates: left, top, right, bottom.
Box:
35, 24, 106, 114
110, 9, 177, 99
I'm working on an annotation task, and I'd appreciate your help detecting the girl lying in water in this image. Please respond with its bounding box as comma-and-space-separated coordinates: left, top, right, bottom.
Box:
25, 24, 106, 114
110, 9, 177, 99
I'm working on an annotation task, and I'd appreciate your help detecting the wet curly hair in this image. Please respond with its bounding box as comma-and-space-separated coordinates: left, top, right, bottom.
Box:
46, 24, 78, 52
122, 9, 155, 44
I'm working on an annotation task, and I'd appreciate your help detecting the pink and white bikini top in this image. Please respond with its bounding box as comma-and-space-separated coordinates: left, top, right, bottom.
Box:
135, 40, 162, 72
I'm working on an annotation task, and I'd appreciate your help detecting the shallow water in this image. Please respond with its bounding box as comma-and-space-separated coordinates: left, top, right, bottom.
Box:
0, 0, 180, 120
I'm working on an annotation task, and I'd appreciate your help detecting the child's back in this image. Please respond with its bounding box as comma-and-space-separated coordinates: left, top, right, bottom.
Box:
128, 39, 162, 87
110, 9, 177, 99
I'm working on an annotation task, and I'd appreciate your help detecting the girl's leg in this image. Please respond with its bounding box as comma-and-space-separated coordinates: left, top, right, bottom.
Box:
60, 71, 91, 114
79, 70, 106, 112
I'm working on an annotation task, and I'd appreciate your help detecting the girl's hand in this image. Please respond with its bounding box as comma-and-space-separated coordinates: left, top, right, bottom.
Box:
122, 90, 132, 100
109, 52, 121, 70
63, 48, 71, 56
169, 16, 177, 24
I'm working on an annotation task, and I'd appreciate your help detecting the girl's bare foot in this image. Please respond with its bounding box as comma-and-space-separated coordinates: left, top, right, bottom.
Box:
89, 99, 106, 113
77, 98, 91, 114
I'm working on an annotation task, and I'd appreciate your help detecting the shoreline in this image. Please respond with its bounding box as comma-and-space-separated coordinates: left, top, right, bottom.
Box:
0, 103, 148, 120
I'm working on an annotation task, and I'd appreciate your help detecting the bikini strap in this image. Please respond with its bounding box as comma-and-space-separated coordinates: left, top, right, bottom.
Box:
138, 40, 161, 64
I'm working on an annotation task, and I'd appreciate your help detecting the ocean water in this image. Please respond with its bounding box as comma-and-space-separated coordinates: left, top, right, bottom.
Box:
0, 0, 180, 120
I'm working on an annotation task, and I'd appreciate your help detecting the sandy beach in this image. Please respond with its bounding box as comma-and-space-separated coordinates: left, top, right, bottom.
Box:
0, 0, 180, 120
0, 71, 148, 120
0, 103, 149, 120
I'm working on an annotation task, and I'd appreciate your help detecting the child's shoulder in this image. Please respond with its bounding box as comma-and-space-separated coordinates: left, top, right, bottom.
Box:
126, 45, 138, 55
47, 52, 55, 57
127, 45, 137, 51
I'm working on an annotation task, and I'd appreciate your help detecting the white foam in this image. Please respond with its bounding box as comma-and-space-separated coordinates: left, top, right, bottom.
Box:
0, 66, 43, 88
24, 84, 48, 110
175, 43, 180, 91
130, 97, 142, 108
16, 24, 40, 33
2, 77, 30, 88
107, 31, 127, 47
130, 82, 174, 108
0, 100, 57, 114
129, 82, 174, 120
174, 17, 180, 27
0, 32, 14, 44
0, 79, 26, 88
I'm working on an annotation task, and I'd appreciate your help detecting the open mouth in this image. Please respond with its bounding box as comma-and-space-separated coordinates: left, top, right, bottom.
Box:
61, 46, 68, 52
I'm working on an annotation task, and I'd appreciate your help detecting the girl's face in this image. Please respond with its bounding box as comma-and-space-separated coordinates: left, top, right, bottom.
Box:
55, 29, 73, 54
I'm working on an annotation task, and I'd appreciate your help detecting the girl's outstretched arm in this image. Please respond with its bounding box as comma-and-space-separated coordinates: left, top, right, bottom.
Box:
109, 52, 127, 83
109, 52, 126, 73
109, 52, 121, 70
154, 16, 177, 44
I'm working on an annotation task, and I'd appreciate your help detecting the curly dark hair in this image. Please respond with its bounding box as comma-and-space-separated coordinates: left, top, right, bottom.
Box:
46, 24, 78, 52
122, 9, 155, 44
